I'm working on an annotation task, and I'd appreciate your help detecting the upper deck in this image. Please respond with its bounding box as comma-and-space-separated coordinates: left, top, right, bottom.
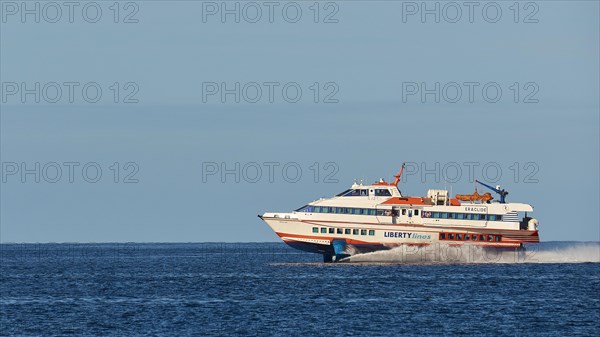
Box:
290, 178, 535, 231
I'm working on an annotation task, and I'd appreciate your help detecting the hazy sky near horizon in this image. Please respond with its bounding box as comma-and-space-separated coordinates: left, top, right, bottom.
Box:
1, 1, 598, 242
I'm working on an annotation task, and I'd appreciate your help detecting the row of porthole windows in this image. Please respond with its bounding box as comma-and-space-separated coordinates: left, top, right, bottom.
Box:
297, 206, 504, 222
299, 206, 379, 215
312, 227, 375, 236
298, 206, 415, 217
425, 212, 503, 221
439, 233, 502, 242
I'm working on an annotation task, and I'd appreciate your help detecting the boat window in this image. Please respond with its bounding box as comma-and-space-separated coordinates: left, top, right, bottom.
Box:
369, 209, 377, 216
329, 228, 335, 234
479, 235, 485, 241
345, 229, 351, 234
441, 213, 448, 219
368, 230, 375, 236
312, 227, 318, 233
487, 235, 493, 241
448, 233, 455, 240
354, 208, 362, 215
478, 214, 486, 220
321, 228, 327, 233
375, 189, 392, 196
456, 234, 463, 240
376, 210, 385, 216
345, 189, 359, 196
455, 213, 464, 220
360, 229, 367, 235
448, 213, 454, 219
336, 189, 352, 196
414, 210, 419, 216
337, 228, 343, 234
495, 235, 501, 242
464, 234, 470, 240
432, 212, 440, 219
471, 235, 477, 241
342, 189, 368, 196
353, 229, 359, 235
440, 233, 446, 240
401, 209, 406, 215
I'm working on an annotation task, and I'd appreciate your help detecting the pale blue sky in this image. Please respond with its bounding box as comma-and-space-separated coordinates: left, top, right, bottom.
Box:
1, 1, 598, 242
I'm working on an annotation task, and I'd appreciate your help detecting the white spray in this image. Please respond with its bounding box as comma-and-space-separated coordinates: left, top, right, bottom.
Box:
343, 242, 600, 264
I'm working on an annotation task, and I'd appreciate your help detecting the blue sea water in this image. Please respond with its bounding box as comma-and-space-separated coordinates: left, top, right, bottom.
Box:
1, 242, 599, 336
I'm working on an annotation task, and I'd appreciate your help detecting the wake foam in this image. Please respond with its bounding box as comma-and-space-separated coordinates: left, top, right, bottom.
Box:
342, 242, 600, 264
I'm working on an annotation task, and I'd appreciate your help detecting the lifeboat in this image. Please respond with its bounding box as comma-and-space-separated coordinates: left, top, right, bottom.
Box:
455, 190, 494, 203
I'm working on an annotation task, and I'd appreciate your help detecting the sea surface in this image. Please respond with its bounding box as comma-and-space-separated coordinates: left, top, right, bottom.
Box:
1, 242, 599, 336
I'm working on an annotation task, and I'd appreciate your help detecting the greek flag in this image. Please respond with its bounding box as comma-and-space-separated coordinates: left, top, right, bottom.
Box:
503, 211, 519, 222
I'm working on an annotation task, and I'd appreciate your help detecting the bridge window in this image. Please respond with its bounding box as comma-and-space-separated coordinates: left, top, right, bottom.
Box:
336, 189, 352, 196
360, 229, 367, 235
342, 189, 368, 196
353, 229, 359, 235
368, 230, 375, 236
375, 189, 392, 196
345, 229, 351, 234
312, 227, 318, 233
321, 228, 327, 234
